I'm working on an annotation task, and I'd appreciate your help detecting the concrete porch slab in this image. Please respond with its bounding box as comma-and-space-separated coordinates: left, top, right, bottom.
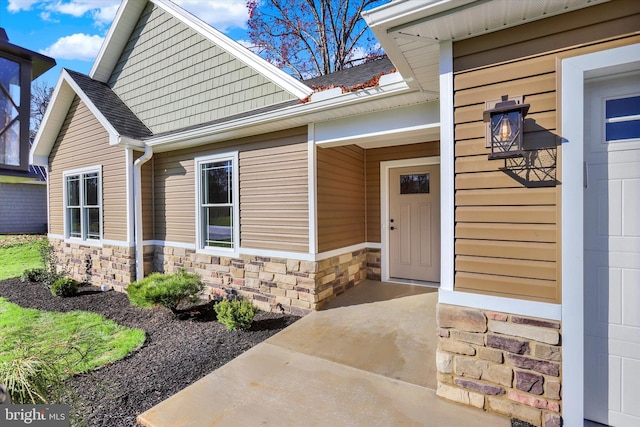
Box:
137, 281, 511, 427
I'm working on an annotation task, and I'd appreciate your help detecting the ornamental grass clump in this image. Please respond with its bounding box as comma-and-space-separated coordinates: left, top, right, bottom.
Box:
126, 269, 204, 315
214, 298, 258, 331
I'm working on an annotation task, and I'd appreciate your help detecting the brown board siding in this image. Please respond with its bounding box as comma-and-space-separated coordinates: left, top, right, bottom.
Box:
152, 127, 309, 252
48, 97, 127, 242
316, 145, 365, 252
365, 142, 439, 243
452, 0, 640, 303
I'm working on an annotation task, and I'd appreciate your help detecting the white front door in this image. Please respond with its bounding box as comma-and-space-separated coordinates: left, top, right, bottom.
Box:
388, 164, 440, 282
584, 71, 640, 426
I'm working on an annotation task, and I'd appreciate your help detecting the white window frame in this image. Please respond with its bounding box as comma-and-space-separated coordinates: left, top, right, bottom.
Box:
195, 152, 239, 255
63, 165, 103, 243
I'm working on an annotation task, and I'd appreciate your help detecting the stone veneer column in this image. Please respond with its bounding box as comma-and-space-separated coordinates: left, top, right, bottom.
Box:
436, 304, 562, 427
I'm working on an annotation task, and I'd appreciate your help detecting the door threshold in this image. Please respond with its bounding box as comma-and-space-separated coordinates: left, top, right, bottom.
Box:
387, 278, 440, 288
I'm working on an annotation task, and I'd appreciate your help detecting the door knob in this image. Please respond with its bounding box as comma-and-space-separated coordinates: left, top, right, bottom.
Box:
390, 226, 396, 230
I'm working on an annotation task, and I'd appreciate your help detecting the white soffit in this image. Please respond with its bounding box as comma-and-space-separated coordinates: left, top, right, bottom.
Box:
364, 0, 611, 93
313, 101, 440, 148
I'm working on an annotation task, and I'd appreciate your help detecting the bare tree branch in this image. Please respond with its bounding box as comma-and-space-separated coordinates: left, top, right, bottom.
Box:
247, 0, 387, 79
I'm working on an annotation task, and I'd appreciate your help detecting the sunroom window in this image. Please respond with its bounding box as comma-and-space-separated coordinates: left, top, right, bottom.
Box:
64, 167, 101, 241
196, 153, 238, 251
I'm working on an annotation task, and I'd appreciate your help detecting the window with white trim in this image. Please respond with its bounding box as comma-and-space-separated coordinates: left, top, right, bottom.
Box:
196, 153, 238, 251
64, 167, 102, 241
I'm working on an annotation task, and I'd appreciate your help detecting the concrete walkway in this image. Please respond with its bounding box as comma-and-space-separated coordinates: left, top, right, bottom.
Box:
137, 281, 510, 427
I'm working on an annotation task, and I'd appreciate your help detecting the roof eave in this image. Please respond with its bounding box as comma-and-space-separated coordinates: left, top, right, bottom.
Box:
90, 0, 148, 83
30, 70, 144, 165
90, 0, 313, 99
145, 77, 424, 152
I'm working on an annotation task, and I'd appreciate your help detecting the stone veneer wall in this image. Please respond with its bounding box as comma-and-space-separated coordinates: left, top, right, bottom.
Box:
153, 245, 370, 315
366, 248, 381, 281
51, 238, 135, 291
436, 304, 562, 427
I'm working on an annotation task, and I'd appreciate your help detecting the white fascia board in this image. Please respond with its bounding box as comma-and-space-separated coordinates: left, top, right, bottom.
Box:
362, 0, 474, 29
313, 101, 439, 147
153, 0, 313, 100
146, 77, 417, 151
90, 0, 147, 82
30, 73, 75, 166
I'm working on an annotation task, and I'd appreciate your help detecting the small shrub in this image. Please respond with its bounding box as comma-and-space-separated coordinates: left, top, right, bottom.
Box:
214, 299, 258, 331
50, 277, 78, 297
126, 269, 204, 315
20, 268, 47, 283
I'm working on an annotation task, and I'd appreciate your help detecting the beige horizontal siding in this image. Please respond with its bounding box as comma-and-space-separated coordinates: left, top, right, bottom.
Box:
153, 127, 308, 251
240, 141, 309, 252
48, 97, 127, 241
316, 145, 365, 252
452, 0, 640, 303
109, 3, 296, 135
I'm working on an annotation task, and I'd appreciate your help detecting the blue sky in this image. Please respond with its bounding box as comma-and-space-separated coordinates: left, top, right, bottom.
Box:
0, 0, 251, 88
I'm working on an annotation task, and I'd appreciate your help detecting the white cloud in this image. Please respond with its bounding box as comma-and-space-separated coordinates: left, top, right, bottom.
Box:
45, 0, 120, 24
7, 0, 40, 12
174, 0, 248, 32
41, 33, 104, 61
8, 1, 120, 25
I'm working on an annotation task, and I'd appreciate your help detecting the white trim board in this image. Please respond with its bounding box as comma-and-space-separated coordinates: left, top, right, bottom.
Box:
380, 156, 440, 282
146, 240, 381, 262
561, 42, 640, 427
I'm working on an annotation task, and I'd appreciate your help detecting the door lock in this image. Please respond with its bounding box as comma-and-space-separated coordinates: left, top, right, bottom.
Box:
390, 218, 395, 230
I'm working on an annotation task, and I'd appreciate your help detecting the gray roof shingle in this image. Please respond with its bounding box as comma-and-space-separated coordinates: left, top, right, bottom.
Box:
65, 69, 152, 139
302, 57, 395, 89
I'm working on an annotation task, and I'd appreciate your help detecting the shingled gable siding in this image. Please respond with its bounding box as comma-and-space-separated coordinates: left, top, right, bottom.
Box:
316, 145, 366, 252
108, 3, 296, 134
48, 97, 133, 289
436, 1, 640, 424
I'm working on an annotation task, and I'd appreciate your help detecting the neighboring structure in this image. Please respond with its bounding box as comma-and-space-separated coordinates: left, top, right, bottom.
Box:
0, 29, 54, 234
30, 0, 639, 426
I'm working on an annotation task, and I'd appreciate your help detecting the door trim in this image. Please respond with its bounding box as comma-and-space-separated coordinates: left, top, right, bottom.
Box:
380, 156, 440, 283
561, 42, 640, 426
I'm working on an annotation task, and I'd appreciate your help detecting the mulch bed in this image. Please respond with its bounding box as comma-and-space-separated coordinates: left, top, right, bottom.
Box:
0, 278, 299, 426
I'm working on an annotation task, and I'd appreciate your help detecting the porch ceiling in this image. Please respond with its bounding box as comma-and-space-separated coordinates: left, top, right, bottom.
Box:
363, 0, 611, 93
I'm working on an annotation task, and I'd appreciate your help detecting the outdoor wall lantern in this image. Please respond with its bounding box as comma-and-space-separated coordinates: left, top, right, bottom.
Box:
483, 95, 529, 160
0, 28, 55, 173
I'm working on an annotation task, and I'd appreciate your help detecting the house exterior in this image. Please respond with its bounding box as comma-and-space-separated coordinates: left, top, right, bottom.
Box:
30, 0, 639, 426
363, 0, 640, 426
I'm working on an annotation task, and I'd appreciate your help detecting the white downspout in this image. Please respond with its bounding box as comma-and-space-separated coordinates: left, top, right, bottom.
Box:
134, 145, 153, 282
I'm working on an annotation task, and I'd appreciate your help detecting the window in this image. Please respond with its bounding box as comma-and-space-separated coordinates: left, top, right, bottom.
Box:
400, 173, 430, 194
0, 57, 22, 166
64, 167, 101, 241
196, 153, 238, 252
605, 95, 640, 142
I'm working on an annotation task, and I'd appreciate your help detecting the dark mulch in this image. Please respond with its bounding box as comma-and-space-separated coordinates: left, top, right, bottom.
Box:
0, 278, 299, 427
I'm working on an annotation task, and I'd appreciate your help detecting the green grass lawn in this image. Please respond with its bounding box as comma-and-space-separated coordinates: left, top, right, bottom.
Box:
0, 297, 146, 402
0, 235, 47, 280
